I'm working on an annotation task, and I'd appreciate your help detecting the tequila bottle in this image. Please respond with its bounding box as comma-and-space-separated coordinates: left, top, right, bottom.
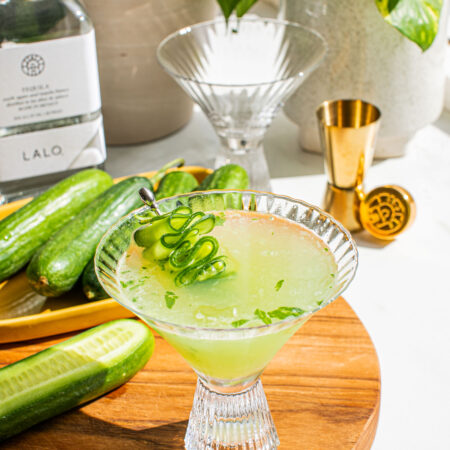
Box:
0, 0, 106, 203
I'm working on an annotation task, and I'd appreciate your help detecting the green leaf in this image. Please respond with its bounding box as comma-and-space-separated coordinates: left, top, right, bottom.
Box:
236, 0, 259, 17
268, 306, 305, 320
217, 0, 259, 21
275, 279, 284, 292
374, 0, 443, 51
254, 309, 272, 325
215, 212, 227, 227
217, 0, 241, 19
231, 319, 249, 328
165, 291, 178, 309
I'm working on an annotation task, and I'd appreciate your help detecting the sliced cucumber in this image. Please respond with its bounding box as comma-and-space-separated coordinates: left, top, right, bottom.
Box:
0, 319, 154, 441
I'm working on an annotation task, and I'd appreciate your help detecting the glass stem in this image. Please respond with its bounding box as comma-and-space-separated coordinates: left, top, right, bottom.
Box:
216, 137, 272, 192
185, 377, 279, 449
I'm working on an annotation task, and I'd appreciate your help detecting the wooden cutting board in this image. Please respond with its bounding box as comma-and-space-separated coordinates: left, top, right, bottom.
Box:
0, 297, 380, 449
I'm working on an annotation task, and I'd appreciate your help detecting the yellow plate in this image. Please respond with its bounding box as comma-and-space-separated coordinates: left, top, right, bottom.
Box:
0, 166, 211, 343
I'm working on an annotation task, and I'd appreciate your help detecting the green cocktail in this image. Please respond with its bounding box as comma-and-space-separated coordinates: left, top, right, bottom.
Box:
119, 210, 337, 382
95, 191, 357, 449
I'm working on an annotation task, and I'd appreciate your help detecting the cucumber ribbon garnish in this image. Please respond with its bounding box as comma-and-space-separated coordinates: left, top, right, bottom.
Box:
134, 206, 229, 287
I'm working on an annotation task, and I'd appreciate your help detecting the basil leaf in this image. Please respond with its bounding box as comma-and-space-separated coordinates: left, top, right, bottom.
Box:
254, 308, 272, 325
268, 307, 305, 320
231, 319, 249, 328
236, 0, 259, 17
375, 0, 443, 51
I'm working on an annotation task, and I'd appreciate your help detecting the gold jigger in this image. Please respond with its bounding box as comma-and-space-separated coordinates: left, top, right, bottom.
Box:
316, 99, 415, 239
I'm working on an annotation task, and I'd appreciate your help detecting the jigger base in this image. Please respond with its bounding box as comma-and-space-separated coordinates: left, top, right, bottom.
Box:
323, 184, 363, 232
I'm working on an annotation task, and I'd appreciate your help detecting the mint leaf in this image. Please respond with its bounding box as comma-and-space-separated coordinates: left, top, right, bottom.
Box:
254, 309, 272, 325
165, 291, 178, 309
231, 319, 249, 328
120, 280, 134, 288
215, 212, 226, 227
375, 0, 443, 51
268, 306, 305, 320
275, 279, 284, 292
156, 260, 166, 271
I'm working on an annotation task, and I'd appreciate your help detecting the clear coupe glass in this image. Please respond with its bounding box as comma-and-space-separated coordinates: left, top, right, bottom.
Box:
157, 18, 327, 191
95, 191, 357, 449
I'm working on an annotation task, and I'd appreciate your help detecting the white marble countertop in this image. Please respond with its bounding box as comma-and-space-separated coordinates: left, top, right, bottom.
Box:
106, 106, 450, 450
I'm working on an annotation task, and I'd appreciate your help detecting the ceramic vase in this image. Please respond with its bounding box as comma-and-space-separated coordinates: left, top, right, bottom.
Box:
281, 0, 449, 158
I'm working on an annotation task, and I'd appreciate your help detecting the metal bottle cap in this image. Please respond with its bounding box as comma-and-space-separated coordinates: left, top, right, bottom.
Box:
359, 185, 416, 240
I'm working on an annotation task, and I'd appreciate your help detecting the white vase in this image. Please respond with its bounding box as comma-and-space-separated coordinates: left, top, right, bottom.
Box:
84, 0, 216, 145
281, 0, 449, 158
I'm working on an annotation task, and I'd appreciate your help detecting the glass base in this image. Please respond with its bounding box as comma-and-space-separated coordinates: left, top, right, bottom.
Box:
215, 145, 272, 193
185, 378, 279, 449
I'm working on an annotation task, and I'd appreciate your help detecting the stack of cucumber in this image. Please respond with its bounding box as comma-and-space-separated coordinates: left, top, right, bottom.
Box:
0, 162, 248, 302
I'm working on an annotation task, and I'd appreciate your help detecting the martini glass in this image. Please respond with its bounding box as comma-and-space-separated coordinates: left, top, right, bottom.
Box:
95, 191, 357, 449
157, 18, 327, 191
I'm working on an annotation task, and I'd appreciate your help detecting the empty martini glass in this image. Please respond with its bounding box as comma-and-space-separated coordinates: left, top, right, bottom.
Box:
157, 18, 327, 191
95, 190, 357, 449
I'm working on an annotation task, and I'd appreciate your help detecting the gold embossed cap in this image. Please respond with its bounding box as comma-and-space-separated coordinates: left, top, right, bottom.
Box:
359, 185, 416, 240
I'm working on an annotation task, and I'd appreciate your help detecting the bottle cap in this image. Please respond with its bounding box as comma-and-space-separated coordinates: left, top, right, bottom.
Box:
359, 185, 416, 240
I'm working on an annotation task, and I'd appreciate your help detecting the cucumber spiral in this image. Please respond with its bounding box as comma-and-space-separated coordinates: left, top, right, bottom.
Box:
134, 206, 228, 287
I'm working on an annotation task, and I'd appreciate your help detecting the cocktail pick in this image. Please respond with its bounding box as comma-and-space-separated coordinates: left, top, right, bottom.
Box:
316, 99, 416, 240
139, 187, 162, 216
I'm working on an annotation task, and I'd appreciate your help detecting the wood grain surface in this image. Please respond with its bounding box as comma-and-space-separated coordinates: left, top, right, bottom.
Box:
0, 297, 380, 449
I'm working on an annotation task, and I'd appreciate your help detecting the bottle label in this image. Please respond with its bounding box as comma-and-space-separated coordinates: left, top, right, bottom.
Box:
0, 117, 106, 182
0, 30, 101, 128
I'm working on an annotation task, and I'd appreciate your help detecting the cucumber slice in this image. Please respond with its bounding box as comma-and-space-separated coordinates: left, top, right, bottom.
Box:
0, 319, 154, 442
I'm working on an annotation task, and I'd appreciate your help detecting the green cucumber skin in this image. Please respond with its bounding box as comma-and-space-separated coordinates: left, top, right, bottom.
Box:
0, 319, 154, 442
82, 257, 108, 301
27, 176, 152, 297
194, 165, 248, 210
195, 164, 249, 190
0, 169, 113, 282
155, 171, 198, 200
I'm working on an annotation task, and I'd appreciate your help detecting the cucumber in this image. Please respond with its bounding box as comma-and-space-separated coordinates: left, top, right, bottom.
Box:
0, 169, 113, 282
27, 176, 152, 297
82, 257, 108, 301
0, 319, 154, 442
195, 164, 249, 191
155, 171, 198, 200
193, 164, 248, 211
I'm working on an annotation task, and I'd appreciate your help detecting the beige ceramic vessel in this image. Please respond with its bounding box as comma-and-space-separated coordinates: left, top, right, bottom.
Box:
84, 0, 216, 145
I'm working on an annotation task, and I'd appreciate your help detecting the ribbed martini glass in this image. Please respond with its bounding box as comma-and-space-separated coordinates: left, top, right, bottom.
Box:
95, 190, 357, 449
157, 18, 327, 191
